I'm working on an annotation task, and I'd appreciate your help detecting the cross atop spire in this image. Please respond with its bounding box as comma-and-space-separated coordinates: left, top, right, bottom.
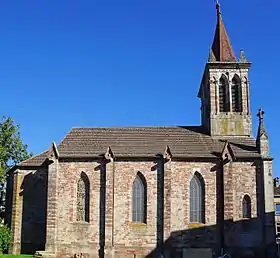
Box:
210, 1, 236, 62
257, 108, 265, 120
216, 0, 221, 15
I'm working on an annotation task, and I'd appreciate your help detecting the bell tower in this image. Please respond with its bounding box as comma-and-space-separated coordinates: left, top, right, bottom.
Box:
198, 2, 252, 137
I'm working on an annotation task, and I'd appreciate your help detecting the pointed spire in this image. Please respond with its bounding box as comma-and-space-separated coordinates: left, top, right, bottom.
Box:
256, 108, 270, 157
164, 145, 172, 160
105, 146, 114, 161
211, 2, 236, 62
48, 141, 59, 160
257, 108, 268, 139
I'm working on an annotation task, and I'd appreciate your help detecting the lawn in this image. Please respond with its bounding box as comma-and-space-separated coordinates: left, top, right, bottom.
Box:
0, 255, 33, 257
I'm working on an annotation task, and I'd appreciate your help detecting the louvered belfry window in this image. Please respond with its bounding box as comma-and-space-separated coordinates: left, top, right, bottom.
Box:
77, 172, 90, 222
190, 172, 205, 223
219, 75, 230, 112
242, 195, 251, 219
232, 75, 242, 112
132, 173, 147, 223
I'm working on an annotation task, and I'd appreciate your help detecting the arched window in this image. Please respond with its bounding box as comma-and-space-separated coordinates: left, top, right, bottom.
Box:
242, 195, 251, 219
76, 172, 90, 222
232, 75, 242, 112
132, 172, 147, 223
189, 172, 205, 223
219, 75, 230, 112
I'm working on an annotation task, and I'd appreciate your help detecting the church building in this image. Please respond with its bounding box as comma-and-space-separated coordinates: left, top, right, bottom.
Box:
5, 3, 277, 258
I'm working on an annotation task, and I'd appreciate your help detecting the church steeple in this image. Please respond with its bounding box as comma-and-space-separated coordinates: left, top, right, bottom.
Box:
211, 1, 236, 62
198, 2, 252, 137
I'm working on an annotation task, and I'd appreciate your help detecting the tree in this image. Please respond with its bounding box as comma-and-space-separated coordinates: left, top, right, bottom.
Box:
0, 116, 32, 209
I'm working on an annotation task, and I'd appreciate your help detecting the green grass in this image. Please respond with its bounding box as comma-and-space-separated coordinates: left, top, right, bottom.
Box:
0, 255, 33, 257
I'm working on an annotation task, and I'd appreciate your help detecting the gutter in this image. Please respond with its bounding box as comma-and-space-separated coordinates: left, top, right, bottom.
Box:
12, 153, 268, 168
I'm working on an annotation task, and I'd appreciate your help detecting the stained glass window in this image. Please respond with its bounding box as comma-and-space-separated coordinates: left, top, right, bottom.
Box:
132, 173, 147, 223
76, 172, 90, 222
190, 172, 205, 223
242, 195, 251, 219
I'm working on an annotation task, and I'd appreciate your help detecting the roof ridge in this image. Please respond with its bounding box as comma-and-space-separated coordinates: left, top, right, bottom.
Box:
70, 125, 203, 129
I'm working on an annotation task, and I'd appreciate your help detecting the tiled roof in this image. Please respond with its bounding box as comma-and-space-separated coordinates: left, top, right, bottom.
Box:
17, 126, 260, 167
211, 3, 236, 62
18, 151, 49, 166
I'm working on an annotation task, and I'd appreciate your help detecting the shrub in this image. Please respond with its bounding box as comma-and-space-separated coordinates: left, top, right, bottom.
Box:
0, 224, 11, 254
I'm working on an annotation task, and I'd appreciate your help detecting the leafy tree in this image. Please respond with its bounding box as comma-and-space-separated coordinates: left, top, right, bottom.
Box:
0, 116, 32, 208
0, 224, 11, 253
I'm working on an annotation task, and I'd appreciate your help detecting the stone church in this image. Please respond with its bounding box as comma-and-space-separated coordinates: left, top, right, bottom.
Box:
5, 3, 277, 258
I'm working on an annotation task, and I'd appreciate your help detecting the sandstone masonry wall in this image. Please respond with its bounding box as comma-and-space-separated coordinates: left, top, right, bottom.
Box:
9, 159, 265, 258
55, 161, 101, 256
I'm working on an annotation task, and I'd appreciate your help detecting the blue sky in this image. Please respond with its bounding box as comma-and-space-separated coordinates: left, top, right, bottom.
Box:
0, 1, 279, 175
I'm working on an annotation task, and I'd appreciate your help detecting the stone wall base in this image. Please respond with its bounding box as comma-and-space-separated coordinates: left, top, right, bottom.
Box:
29, 245, 279, 258
38, 246, 151, 258
9, 242, 21, 254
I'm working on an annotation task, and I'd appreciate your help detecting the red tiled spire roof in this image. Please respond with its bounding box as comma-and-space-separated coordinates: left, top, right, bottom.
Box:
211, 2, 236, 62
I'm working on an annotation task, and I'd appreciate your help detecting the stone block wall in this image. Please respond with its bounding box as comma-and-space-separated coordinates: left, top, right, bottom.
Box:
210, 113, 252, 137
55, 161, 101, 257
9, 168, 47, 254
48, 160, 220, 257
231, 161, 257, 220
9, 158, 270, 258
113, 161, 157, 251
169, 162, 217, 230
